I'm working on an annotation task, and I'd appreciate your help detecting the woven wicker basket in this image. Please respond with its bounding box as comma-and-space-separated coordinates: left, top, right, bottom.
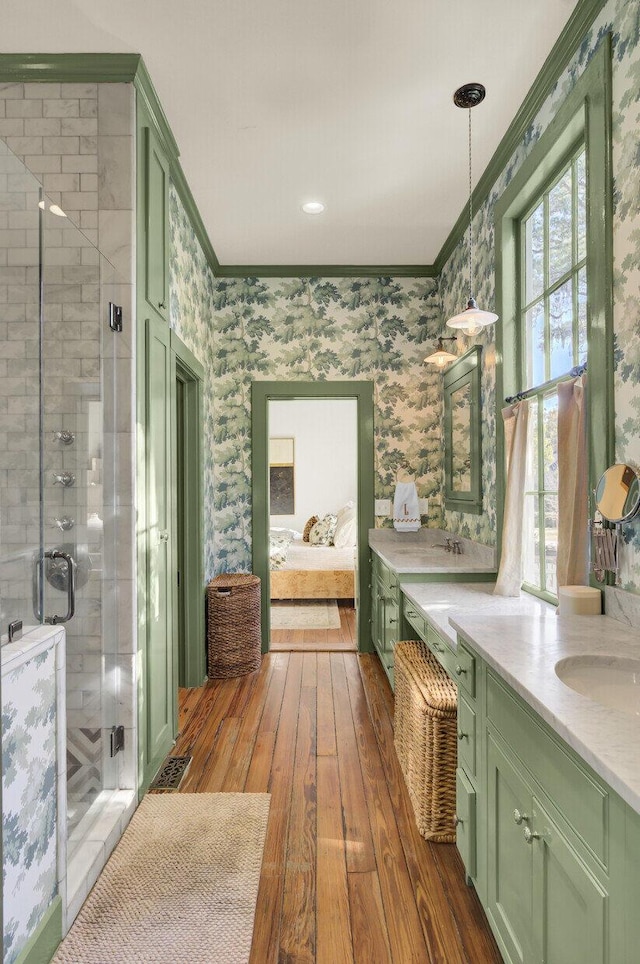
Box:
207, 574, 262, 679
394, 640, 458, 842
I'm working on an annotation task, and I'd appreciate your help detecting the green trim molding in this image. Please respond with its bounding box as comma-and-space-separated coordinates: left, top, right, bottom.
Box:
251, 380, 375, 655
0, 0, 609, 280
170, 330, 206, 688
494, 35, 613, 569
14, 896, 62, 964
219, 264, 437, 279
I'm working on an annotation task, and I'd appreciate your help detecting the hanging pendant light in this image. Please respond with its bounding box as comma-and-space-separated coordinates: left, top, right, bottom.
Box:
424, 335, 457, 368
446, 82, 498, 336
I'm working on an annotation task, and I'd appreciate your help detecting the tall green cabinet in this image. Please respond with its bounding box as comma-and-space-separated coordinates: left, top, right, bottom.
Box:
136, 97, 176, 794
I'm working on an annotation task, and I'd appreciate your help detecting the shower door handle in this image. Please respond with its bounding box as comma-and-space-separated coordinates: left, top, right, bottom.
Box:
34, 549, 77, 624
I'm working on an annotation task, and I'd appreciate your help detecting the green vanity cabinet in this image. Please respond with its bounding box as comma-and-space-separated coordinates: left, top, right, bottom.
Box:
457, 637, 640, 964
371, 555, 400, 685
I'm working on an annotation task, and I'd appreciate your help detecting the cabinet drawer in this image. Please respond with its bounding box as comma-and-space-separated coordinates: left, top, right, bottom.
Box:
453, 641, 476, 698
457, 695, 477, 778
486, 671, 608, 867
426, 625, 456, 678
403, 601, 426, 640
456, 767, 477, 879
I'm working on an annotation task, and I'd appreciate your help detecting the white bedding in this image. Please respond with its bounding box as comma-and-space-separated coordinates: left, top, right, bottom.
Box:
281, 541, 356, 571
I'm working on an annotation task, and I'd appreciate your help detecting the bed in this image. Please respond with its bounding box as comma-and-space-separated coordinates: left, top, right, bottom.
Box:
269, 533, 356, 599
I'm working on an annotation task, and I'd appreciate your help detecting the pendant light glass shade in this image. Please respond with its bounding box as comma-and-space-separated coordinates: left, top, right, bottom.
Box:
424, 336, 457, 368
446, 297, 498, 336
445, 83, 498, 336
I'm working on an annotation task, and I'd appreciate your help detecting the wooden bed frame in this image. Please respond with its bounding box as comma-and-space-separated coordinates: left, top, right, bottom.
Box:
270, 569, 355, 600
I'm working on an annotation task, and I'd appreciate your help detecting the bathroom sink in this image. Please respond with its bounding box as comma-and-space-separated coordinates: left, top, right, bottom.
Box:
555, 655, 640, 717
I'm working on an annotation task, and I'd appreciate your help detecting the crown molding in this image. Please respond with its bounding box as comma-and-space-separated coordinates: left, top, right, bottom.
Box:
216, 264, 438, 278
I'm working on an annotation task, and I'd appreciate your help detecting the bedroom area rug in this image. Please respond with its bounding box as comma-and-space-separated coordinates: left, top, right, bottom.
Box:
53, 792, 271, 964
270, 601, 341, 630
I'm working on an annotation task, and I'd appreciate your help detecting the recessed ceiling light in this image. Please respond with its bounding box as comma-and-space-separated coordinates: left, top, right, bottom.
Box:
302, 201, 325, 215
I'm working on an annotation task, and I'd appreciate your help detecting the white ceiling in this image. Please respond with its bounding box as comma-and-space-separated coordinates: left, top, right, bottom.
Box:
3, 0, 578, 266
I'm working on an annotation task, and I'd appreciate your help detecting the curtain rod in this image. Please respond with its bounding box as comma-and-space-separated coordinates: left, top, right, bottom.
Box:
505, 363, 587, 404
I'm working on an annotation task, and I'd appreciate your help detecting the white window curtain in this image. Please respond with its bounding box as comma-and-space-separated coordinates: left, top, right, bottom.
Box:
494, 400, 530, 597
556, 374, 588, 587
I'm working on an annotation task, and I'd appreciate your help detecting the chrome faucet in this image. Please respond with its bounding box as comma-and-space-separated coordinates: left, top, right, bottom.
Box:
433, 537, 463, 554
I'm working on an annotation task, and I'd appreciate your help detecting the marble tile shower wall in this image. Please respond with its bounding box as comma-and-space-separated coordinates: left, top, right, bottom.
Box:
0, 82, 136, 807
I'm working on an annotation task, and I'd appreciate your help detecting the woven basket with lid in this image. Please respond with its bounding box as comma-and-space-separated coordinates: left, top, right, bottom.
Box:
394, 640, 458, 842
206, 573, 262, 678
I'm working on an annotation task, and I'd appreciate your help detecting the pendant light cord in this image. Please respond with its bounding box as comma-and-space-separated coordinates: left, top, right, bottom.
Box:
468, 106, 473, 303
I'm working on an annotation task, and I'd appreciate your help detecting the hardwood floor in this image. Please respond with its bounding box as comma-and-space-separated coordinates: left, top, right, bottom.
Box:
270, 600, 357, 652
174, 652, 501, 964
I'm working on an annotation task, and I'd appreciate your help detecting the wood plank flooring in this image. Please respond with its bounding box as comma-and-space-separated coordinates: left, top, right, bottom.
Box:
270, 600, 357, 652
173, 652, 501, 964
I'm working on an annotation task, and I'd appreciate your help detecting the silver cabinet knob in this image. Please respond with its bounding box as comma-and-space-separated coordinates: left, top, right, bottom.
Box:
513, 808, 529, 825
53, 472, 75, 487
454, 814, 462, 827
54, 429, 75, 445
455, 664, 466, 676
159, 530, 169, 542
523, 826, 540, 843
457, 730, 467, 741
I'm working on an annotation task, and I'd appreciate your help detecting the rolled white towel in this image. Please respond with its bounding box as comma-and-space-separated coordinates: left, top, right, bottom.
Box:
393, 482, 421, 532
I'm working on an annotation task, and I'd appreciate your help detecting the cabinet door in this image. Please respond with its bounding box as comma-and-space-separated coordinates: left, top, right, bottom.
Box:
144, 125, 169, 320
531, 798, 607, 964
384, 594, 399, 666
141, 313, 176, 788
486, 733, 534, 964
456, 766, 477, 880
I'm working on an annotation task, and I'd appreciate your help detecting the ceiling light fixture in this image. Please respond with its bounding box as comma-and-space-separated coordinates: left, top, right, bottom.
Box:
301, 201, 325, 215
424, 335, 458, 368
446, 82, 498, 337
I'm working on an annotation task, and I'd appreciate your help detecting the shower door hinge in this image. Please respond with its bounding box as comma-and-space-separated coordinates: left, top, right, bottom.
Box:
109, 302, 123, 333
110, 724, 125, 757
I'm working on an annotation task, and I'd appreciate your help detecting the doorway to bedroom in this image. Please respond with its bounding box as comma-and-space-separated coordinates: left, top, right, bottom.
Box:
268, 397, 358, 651
252, 381, 375, 654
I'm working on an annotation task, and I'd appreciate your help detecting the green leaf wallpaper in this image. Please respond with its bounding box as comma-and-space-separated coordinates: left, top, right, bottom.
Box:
169, 200, 444, 578
170, 0, 640, 593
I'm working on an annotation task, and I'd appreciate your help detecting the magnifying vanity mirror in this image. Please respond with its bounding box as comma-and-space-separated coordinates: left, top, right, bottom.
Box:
591, 463, 640, 584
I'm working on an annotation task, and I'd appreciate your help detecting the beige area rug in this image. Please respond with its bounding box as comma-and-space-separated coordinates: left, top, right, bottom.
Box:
270, 601, 341, 630
53, 793, 271, 964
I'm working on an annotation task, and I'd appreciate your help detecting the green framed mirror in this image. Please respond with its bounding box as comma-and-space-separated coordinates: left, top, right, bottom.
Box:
443, 345, 482, 514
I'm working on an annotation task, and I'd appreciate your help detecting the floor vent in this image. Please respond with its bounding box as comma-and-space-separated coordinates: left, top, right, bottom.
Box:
149, 755, 192, 791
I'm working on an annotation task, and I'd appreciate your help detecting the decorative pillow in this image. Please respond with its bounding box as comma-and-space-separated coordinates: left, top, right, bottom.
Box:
303, 515, 319, 542
309, 514, 338, 546
333, 501, 357, 548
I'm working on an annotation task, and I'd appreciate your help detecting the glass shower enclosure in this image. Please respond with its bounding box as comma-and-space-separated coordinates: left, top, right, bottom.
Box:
0, 139, 125, 858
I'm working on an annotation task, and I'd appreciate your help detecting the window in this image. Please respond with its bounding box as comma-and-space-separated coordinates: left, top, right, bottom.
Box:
495, 39, 614, 603
521, 147, 586, 599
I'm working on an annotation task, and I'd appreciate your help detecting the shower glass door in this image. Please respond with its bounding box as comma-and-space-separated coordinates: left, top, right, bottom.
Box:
0, 138, 122, 845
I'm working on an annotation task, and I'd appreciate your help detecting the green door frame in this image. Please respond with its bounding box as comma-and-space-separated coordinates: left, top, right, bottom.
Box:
170, 331, 206, 689
251, 380, 375, 654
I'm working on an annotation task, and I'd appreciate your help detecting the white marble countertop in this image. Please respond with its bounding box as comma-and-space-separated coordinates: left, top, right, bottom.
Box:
450, 612, 640, 814
369, 528, 496, 574
402, 581, 555, 646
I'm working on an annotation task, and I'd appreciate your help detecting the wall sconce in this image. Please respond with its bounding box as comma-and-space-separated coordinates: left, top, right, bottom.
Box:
424, 335, 458, 368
